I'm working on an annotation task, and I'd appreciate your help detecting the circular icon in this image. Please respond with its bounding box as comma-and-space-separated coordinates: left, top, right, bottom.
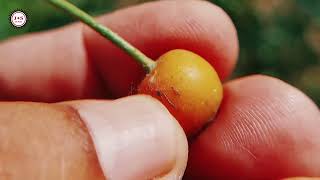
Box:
10, 11, 27, 28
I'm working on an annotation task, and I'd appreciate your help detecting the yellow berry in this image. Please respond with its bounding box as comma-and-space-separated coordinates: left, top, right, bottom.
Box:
138, 49, 223, 136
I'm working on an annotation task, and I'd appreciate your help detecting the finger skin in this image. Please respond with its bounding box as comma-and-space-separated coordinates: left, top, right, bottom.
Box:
0, 96, 188, 179
0, 0, 238, 101
0, 102, 104, 179
0, 25, 106, 102
65, 95, 188, 180
186, 75, 320, 179
84, 0, 238, 97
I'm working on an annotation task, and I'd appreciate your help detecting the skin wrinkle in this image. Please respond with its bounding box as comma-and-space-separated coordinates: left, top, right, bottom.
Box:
0, 102, 105, 179
57, 104, 105, 179
229, 105, 269, 150
58, 104, 103, 165
226, 125, 259, 165
242, 108, 278, 168
227, 84, 284, 175
58, 105, 97, 179
65, 106, 91, 153
54, 107, 85, 178
255, 88, 310, 149
226, 109, 261, 167
179, 13, 205, 48
236, 108, 263, 147
226, 94, 295, 170
186, 75, 320, 178
238, 76, 320, 175
247, 104, 277, 147
238, 143, 258, 162
235, 95, 282, 146
219, 131, 232, 156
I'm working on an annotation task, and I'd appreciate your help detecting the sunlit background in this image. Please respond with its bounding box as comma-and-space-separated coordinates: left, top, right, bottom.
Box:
0, 0, 319, 106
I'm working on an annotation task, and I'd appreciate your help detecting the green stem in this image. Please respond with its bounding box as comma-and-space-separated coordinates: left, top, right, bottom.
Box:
49, 0, 156, 73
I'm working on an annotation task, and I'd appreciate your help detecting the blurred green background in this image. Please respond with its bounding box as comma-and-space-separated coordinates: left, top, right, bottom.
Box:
0, 0, 319, 106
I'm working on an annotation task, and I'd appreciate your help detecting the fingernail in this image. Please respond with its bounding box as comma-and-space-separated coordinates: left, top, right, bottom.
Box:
74, 96, 177, 180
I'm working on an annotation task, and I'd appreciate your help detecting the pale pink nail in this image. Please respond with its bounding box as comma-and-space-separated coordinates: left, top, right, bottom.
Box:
74, 96, 177, 180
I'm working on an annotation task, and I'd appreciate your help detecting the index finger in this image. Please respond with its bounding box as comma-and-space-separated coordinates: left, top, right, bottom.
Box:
0, 0, 238, 101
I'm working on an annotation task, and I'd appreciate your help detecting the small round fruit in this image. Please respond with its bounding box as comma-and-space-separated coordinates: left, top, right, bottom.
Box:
138, 49, 223, 136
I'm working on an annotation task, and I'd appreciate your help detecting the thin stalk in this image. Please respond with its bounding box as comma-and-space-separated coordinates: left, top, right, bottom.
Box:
49, 0, 156, 73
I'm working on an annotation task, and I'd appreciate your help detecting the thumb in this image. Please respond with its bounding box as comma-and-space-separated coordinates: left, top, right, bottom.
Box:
0, 95, 188, 180
65, 95, 188, 180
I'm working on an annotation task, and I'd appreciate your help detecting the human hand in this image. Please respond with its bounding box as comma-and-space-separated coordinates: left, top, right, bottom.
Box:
0, 96, 187, 179
0, 0, 319, 179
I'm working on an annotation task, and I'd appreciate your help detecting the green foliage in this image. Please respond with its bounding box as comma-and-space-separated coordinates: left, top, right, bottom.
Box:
212, 0, 320, 105
0, 0, 115, 39
0, 0, 319, 105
